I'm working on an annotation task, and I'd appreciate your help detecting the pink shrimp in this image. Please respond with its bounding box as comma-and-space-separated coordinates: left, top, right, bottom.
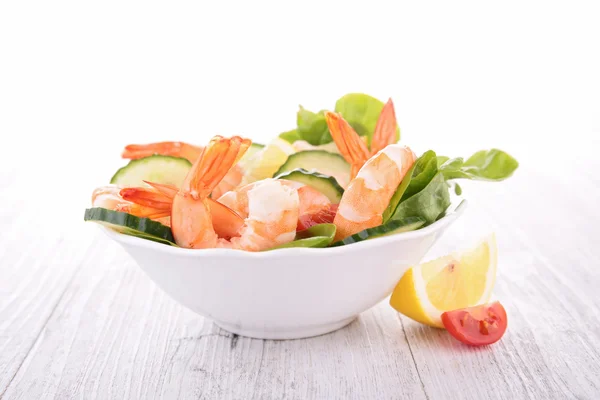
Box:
324, 108, 416, 242
121, 140, 245, 198
325, 98, 399, 180
118, 182, 245, 240
92, 186, 171, 224
92, 184, 244, 239
121, 178, 332, 235
122, 141, 203, 164
217, 179, 331, 231
169, 135, 300, 250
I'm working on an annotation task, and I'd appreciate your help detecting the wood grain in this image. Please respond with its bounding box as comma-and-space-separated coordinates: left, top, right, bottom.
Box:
2, 231, 429, 399
1, 158, 599, 399
0, 168, 96, 396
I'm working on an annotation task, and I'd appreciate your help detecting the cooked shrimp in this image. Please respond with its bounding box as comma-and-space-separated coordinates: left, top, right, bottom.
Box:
169, 135, 300, 250
217, 179, 331, 231
121, 140, 245, 197
91, 186, 171, 224
122, 141, 203, 164
123, 177, 331, 234
119, 182, 245, 240
325, 98, 399, 180
332, 145, 416, 241
326, 124, 416, 241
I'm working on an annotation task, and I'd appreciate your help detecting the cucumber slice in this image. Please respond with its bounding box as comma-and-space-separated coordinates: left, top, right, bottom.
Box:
273, 150, 351, 188
274, 168, 344, 203
84, 207, 176, 246
331, 217, 426, 246
110, 155, 192, 187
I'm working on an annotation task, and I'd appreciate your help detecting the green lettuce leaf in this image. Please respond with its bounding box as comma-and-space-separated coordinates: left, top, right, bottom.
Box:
436, 155, 450, 167
270, 223, 336, 250
382, 150, 440, 223
279, 129, 301, 143
401, 150, 439, 202
439, 149, 518, 181
382, 163, 414, 223
296, 108, 330, 145
454, 182, 462, 195
390, 172, 451, 225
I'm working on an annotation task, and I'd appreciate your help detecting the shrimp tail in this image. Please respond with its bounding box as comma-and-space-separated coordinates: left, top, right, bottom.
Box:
172, 136, 251, 248
120, 187, 173, 210
324, 111, 370, 180
121, 141, 204, 164
370, 98, 399, 155
182, 135, 251, 196
121, 183, 244, 239
143, 181, 179, 198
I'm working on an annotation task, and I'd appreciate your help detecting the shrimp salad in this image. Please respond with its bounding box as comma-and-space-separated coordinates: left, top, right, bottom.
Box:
84, 93, 519, 251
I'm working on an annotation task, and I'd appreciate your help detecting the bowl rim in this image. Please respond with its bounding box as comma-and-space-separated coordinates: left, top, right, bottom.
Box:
99, 200, 467, 258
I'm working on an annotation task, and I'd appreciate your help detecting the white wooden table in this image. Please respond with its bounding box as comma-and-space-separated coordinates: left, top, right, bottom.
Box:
1, 147, 599, 400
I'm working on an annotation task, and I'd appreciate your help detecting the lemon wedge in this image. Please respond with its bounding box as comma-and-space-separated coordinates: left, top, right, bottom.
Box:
241, 137, 296, 184
390, 234, 497, 327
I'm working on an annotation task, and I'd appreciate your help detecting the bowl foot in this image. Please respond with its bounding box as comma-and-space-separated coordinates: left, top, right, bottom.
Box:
214, 316, 357, 340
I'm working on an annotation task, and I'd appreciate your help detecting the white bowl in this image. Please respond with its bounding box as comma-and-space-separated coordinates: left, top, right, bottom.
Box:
100, 201, 467, 340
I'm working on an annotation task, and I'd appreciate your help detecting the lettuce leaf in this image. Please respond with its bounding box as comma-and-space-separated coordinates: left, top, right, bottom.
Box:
279, 129, 301, 143
291, 93, 398, 147
296, 108, 330, 145
401, 150, 439, 202
382, 163, 414, 223
439, 149, 518, 181
390, 172, 451, 225
269, 223, 336, 250
383, 150, 438, 223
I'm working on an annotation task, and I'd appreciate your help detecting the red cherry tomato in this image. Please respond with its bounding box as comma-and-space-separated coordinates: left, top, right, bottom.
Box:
441, 301, 508, 346
297, 204, 338, 231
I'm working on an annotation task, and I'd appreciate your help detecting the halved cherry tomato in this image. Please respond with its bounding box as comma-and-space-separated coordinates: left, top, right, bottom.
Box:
297, 204, 338, 231
441, 301, 508, 346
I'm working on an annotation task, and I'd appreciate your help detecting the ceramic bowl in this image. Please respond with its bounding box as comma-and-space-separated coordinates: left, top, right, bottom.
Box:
100, 201, 467, 340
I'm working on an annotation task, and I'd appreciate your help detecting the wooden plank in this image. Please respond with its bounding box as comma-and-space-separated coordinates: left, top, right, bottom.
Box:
2, 233, 427, 400
400, 166, 600, 399
2, 153, 599, 399
0, 169, 97, 396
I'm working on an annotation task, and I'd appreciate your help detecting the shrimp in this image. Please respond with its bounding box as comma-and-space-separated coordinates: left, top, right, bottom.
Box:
121, 140, 245, 197
92, 186, 171, 222
325, 98, 399, 180
217, 179, 331, 231
169, 135, 300, 250
118, 182, 245, 240
92, 184, 244, 239
324, 109, 416, 242
122, 178, 331, 234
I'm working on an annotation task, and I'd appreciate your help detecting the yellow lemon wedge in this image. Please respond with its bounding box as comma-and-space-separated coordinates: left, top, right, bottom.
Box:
390, 233, 498, 328
241, 137, 296, 184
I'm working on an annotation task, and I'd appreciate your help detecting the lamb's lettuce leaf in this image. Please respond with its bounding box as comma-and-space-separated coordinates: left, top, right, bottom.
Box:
390, 172, 451, 225
439, 149, 518, 181
270, 223, 336, 250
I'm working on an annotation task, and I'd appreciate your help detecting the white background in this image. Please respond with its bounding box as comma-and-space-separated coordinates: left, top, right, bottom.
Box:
1, 1, 598, 187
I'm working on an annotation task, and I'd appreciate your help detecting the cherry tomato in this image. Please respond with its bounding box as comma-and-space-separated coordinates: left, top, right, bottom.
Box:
297, 204, 338, 231
441, 301, 508, 346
